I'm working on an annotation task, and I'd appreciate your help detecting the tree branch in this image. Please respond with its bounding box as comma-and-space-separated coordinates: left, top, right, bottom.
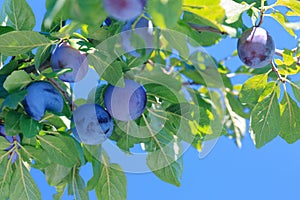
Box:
270, 60, 286, 83
275, 48, 300, 66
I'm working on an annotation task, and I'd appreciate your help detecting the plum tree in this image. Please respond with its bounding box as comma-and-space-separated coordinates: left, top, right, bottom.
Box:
51, 42, 89, 82
237, 27, 275, 68
22, 81, 64, 121
121, 15, 154, 57
104, 79, 147, 121
103, 0, 146, 21
0, 125, 20, 163
72, 103, 114, 145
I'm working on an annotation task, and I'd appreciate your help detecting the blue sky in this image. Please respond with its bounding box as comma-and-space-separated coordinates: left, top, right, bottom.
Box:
1, 0, 300, 199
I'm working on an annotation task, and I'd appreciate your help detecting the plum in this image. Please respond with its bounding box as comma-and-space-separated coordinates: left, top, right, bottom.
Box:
22, 81, 64, 121
0, 125, 20, 163
72, 104, 114, 145
121, 15, 153, 57
103, 0, 146, 21
104, 79, 147, 121
237, 27, 275, 68
51, 42, 88, 82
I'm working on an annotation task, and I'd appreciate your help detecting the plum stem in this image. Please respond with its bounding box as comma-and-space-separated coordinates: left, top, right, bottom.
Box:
270, 60, 286, 83
47, 78, 77, 110
188, 23, 228, 35
256, 1, 265, 27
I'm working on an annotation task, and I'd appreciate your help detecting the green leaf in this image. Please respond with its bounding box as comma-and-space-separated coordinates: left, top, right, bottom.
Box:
20, 115, 42, 138
4, 110, 21, 136
19, 145, 51, 169
9, 161, 41, 200
45, 164, 71, 186
250, 92, 280, 148
3, 70, 31, 92
239, 74, 268, 106
276, 0, 300, 16
279, 92, 300, 143
0, 31, 51, 56
0, 137, 11, 150
34, 44, 52, 72
3, 0, 36, 30
95, 153, 127, 200
220, 0, 254, 24
144, 83, 181, 104
69, 168, 89, 200
88, 51, 124, 87
146, 132, 183, 186
2, 90, 27, 109
38, 134, 81, 167
148, 0, 182, 28
0, 26, 15, 35
0, 152, 12, 200
291, 81, 300, 103
270, 11, 295, 36
136, 67, 182, 91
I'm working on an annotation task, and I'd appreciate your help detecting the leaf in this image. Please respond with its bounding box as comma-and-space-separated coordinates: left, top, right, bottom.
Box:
220, 0, 254, 24
291, 81, 300, 103
279, 92, 300, 143
95, 153, 127, 200
88, 51, 124, 87
276, 0, 300, 16
270, 11, 295, 36
38, 134, 81, 167
0, 31, 51, 56
0, 153, 12, 200
239, 74, 268, 106
9, 161, 41, 200
146, 131, 183, 186
3, 70, 32, 92
69, 168, 89, 200
1, 90, 27, 109
3, 0, 35, 31
148, 0, 182, 28
144, 83, 181, 104
4, 110, 21, 136
34, 44, 52, 72
250, 92, 280, 148
19, 145, 51, 169
45, 164, 71, 186
0, 137, 11, 150
136, 67, 182, 91
20, 115, 42, 138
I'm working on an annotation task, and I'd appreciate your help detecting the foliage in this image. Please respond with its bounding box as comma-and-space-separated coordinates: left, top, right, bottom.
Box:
0, 0, 300, 199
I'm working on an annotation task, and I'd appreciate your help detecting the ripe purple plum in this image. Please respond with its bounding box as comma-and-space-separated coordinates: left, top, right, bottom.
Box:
72, 104, 114, 145
121, 15, 154, 57
104, 79, 147, 121
237, 27, 275, 68
23, 81, 64, 121
51, 42, 88, 82
0, 125, 20, 163
103, 0, 146, 21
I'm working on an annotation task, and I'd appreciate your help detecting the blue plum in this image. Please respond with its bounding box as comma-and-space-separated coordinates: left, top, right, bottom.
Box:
237, 27, 275, 68
103, 0, 146, 21
121, 15, 154, 57
72, 104, 114, 145
23, 81, 64, 121
104, 79, 147, 121
0, 125, 20, 163
51, 42, 88, 82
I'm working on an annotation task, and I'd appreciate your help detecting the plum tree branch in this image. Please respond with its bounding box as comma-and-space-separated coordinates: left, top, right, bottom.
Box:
188, 23, 228, 35
275, 48, 300, 66
270, 60, 286, 83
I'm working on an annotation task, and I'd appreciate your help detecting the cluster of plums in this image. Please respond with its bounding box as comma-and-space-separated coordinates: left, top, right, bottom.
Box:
237, 26, 275, 68
22, 79, 147, 145
0, 125, 20, 163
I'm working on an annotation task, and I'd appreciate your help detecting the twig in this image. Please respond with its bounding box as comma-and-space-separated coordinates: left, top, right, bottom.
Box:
47, 78, 77, 110
275, 48, 300, 66
256, 0, 265, 27
188, 23, 228, 35
270, 60, 286, 83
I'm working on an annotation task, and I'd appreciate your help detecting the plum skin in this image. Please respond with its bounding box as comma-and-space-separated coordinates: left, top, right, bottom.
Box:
72, 104, 114, 145
121, 15, 154, 57
103, 0, 146, 21
22, 81, 64, 121
51, 42, 88, 82
104, 79, 147, 121
237, 27, 275, 68
0, 125, 20, 163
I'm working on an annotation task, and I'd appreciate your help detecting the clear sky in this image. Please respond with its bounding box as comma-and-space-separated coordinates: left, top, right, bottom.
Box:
1, 0, 300, 199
